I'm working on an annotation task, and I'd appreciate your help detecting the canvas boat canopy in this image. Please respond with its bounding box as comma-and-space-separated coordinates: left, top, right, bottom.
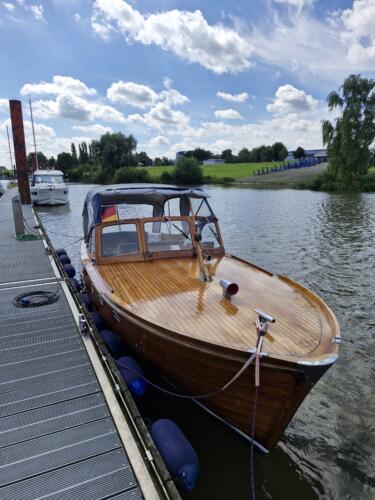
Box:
83, 184, 209, 242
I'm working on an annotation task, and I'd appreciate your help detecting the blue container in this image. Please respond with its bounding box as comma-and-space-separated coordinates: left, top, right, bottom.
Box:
151, 419, 199, 492
63, 264, 76, 278
117, 356, 147, 397
59, 254, 71, 265
100, 329, 123, 357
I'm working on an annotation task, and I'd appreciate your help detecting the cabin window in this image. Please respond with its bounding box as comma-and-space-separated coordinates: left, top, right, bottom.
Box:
144, 220, 193, 253
101, 223, 140, 257
199, 221, 222, 250
34, 175, 63, 184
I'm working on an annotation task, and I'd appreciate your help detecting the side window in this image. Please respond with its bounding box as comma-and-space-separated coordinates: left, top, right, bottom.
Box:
144, 220, 192, 253
101, 224, 139, 257
89, 227, 96, 255
199, 222, 221, 250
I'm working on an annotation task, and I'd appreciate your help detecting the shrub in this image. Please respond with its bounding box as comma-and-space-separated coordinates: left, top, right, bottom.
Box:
174, 157, 203, 185
160, 171, 175, 184
112, 167, 151, 183
221, 177, 235, 184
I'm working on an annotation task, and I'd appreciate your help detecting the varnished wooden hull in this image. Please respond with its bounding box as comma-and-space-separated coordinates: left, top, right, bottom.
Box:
84, 269, 315, 450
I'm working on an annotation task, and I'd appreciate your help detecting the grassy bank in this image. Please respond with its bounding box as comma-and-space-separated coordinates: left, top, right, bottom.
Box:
296, 167, 375, 192
139, 162, 284, 183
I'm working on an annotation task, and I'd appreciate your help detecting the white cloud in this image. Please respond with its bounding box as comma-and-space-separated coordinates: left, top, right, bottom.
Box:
73, 124, 113, 135
216, 91, 249, 102
159, 89, 189, 106
214, 108, 243, 120
57, 94, 92, 121
0, 98, 8, 115
266, 84, 318, 114
107, 81, 158, 109
21, 75, 125, 123
21, 75, 96, 97
32, 95, 126, 123
28, 4, 44, 22
107, 80, 189, 109
129, 102, 190, 131
149, 135, 170, 147
163, 77, 173, 90
92, 0, 253, 74
3, 2, 15, 12
274, 0, 314, 7
248, 2, 375, 80
90, 103, 126, 123
340, 0, 375, 64
74, 13, 81, 22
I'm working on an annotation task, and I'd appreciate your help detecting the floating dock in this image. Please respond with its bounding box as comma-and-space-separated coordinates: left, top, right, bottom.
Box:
0, 190, 178, 499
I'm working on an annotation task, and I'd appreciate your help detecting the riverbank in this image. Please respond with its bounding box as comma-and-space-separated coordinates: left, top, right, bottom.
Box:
236, 162, 328, 187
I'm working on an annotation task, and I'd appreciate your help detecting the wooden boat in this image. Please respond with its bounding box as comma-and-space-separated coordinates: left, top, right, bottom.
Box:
81, 184, 340, 451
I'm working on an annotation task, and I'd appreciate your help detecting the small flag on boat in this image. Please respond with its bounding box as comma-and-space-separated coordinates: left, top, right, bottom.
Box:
102, 206, 118, 222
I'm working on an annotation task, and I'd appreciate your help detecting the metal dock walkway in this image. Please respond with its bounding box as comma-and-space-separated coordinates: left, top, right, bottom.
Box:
0, 190, 164, 499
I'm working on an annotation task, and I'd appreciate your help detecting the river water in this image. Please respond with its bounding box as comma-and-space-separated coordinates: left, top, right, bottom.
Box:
37, 184, 375, 500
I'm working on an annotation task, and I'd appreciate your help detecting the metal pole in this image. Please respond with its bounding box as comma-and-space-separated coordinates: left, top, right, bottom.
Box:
29, 96, 39, 171
6, 125, 15, 176
9, 100, 31, 204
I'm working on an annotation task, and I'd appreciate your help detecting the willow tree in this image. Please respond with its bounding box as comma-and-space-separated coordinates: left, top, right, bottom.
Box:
322, 74, 375, 186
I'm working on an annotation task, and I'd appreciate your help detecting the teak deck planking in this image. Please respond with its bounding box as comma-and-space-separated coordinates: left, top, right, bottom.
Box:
97, 255, 337, 361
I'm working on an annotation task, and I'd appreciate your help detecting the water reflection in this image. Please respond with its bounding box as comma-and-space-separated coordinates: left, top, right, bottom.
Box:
37, 185, 375, 500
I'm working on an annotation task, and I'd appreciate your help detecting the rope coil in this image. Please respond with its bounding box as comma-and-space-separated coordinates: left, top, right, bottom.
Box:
12, 290, 59, 308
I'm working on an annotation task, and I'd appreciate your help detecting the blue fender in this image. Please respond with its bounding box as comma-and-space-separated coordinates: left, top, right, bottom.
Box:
100, 329, 124, 357
55, 248, 67, 256
69, 278, 81, 291
89, 312, 104, 330
63, 264, 76, 278
151, 419, 199, 492
117, 356, 147, 397
59, 254, 71, 265
79, 293, 93, 311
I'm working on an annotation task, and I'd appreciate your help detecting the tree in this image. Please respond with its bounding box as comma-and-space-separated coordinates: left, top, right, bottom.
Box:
174, 157, 203, 185
187, 148, 212, 163
322, 74, 375, 185
48, 156, 56, 168
221, 149, 234, 163
27, 151, 47, 171
78, 141, 89, 164
71, 143, 78, 165
136, 151, 152, 166
238, 147, 251, 163
153, 157, 163, 166
98, 133, 137, 170
272, 142, 288, 161
294, 147, 305, 159
56, 152, 75, 172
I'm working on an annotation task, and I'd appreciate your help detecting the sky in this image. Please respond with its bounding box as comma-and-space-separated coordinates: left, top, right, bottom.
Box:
0, 0, 374, 166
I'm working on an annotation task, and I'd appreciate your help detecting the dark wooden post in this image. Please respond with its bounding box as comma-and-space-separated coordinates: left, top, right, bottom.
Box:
9, 100, 31, 204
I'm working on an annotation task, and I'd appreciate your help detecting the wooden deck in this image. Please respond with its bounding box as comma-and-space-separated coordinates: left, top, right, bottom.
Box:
97, 254, 338, 361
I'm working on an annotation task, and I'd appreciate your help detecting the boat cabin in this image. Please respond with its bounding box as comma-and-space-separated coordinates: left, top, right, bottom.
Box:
83, 185, 225, 265
32, 169, 65, 185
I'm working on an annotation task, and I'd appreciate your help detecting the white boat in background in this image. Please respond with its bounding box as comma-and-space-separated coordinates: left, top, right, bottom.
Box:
31, 169, 69, 205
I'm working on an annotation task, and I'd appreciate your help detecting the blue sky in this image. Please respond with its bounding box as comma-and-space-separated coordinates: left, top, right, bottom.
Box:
0, 0, 374, 165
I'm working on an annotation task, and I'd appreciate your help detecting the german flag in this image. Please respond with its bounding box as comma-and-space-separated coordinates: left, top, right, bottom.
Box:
102, 206, 118, 223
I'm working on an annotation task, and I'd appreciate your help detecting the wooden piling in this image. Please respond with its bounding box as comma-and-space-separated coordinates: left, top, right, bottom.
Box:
9, 100, 31, 204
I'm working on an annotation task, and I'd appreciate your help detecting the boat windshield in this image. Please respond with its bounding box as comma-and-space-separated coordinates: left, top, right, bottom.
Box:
144, 220, 193, 253
34, 175, 64, 184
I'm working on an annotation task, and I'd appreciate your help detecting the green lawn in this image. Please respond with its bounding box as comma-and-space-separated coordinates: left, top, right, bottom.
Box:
139, 161, 285, 181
